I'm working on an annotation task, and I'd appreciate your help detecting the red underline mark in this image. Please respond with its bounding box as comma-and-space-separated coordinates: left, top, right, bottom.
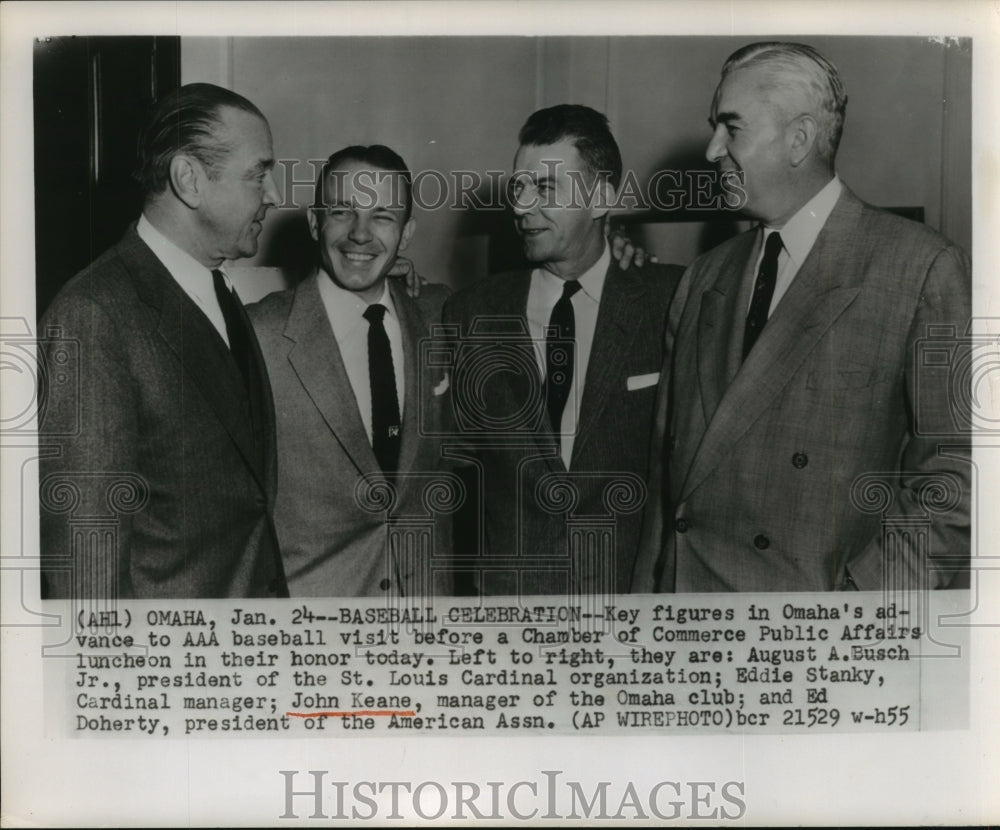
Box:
287, 710, 416, 718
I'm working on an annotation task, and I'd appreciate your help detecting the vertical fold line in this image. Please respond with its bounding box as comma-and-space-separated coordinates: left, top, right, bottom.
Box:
225, 36, 235, 90
939, 42, 951, 240
535, 38, 545, 110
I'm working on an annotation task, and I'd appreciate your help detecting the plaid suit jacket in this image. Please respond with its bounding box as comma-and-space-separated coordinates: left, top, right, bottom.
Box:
632, 186, 971, 593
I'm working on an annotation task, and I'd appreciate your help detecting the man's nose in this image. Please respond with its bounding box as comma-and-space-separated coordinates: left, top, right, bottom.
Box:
706, 127, 727, 164
261, 170, 281, 207
349, 213, 373, 243
511, 184, 537, 217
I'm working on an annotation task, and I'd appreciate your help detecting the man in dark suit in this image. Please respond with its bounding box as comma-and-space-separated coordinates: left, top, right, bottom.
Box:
39, 83, 287, 599
442, 105, 683, 597
632, 42, 971, 593
248, 146, 453, 597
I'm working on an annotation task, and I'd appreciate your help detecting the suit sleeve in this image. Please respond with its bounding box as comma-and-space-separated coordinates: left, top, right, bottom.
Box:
631, 262, 697, 592
845, 244, 972, 591
39, 295, 139, 599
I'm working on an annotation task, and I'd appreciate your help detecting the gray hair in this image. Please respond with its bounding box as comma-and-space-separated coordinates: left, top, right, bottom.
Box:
721, 42, 848, 161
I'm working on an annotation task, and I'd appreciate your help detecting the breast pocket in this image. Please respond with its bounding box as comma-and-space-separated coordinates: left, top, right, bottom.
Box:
626, 372, 660, 392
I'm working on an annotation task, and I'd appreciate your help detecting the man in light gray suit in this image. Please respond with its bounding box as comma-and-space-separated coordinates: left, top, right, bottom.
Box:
632, 42, 971, 593
249, 145, 452, 597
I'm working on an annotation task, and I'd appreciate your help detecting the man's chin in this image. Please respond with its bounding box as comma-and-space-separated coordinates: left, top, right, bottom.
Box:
327, 270, 386, 300
235, 238, 260, 260
520, 240, 549, 263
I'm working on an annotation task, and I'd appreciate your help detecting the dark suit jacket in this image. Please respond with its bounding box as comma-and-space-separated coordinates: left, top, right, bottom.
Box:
39, 225, 285, 599
442, 258, 682, 596
632, 186, 972, 593
248, 274, 453, 597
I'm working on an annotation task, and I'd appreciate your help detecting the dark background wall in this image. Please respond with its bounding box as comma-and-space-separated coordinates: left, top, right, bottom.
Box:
33, 36, 180, 317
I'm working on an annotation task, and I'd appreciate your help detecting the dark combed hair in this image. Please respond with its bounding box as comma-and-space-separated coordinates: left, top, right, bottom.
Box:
134, 82, 265, 197
312, 144, 414, 220
517, 104, 622, 190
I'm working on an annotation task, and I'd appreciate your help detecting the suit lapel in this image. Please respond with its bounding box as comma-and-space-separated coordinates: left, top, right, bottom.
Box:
390, 279, 427, 481
121, 227, 265, 488
571, 261, 646, 463
696, 232, 759, 425
285, 274, 380, 477
679, 188, 867, 501
486, 271, 562, 468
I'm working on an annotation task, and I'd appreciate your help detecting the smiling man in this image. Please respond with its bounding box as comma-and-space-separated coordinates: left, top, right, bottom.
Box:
248, 145, 452, 597
442, 105, 683, 597
39, 83, 287, 599
632, 42, 972, 593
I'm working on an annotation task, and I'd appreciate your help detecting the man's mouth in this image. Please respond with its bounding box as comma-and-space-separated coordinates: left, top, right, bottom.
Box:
519, 227, 547, 237
341, 251, 377, 263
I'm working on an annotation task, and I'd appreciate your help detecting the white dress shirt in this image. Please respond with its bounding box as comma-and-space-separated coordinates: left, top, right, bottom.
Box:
526, 244, 610, 468
136, 214, 234, 346
316, 274, 405, 445
750, 176, 843, 316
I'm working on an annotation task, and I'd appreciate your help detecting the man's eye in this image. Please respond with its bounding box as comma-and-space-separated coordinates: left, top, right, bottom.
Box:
374, 212, 395, 223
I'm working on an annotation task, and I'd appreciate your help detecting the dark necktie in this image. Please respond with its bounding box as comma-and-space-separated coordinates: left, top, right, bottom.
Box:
212, 269, 254, 392
363, 303, 401, 473
742, 230, 784, 359
212, 270, 287, 596
545, 279, 582, 432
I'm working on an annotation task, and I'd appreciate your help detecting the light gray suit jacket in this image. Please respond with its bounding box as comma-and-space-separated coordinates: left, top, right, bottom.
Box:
632, 186, 971, 593
248, 273, 453, 597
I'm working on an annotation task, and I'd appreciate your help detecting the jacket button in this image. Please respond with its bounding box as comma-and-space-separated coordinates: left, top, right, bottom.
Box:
675, 517, 690, 533
753, 534, 770, 550
379, 578, 391, 591
792, 452, 808, 469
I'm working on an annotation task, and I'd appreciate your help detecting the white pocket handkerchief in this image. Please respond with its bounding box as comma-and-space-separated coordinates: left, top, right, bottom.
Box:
433, 375, 450, 396
626, 372, 660, 391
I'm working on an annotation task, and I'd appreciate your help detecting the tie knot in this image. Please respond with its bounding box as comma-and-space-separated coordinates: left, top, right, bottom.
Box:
763, 231, 783, 261
212, 268, 228, 291
561, 279, 582, 300
364, 303, 388, 324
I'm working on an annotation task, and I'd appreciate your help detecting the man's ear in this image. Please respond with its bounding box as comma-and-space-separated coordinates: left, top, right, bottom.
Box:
398, 217, 417, 252
168, 154, 204, 209
589, 178, 616, 221
788, 114, 819, 167
307, 208, 321, 241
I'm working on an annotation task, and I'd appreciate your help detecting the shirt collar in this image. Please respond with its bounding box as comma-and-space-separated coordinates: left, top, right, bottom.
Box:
763, 175, 842, 268
316, 270, 396, 342
534, 241, 610, 304
136, 214, 226, 288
